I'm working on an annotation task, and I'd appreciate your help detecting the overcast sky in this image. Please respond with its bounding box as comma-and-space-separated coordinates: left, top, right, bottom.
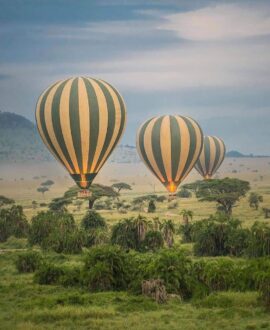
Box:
0, 0, 270, 154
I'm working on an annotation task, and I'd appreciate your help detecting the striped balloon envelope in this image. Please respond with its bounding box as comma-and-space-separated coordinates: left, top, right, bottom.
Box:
35, 77, 126, 189
136, 115, 203, 193
195, 136, 226, 179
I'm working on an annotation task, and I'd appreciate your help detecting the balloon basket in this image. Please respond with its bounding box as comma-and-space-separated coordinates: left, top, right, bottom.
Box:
168, 194, 176, 202
78, 190, 92, 198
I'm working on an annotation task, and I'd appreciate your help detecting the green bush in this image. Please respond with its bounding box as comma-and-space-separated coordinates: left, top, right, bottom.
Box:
143, 231, 164, 251
0, 205, 29, 242
193, 215, 247, 257
255, 271, 270, 309
83, 245, 130, 291
29, 211, 83, 253
34, 263, 65, 285
83, 227, 109, 247
246, 222, 270, 257
111, 219, 139, 250
81, 211, 107, 230
15, 251, 42, 273
147, 249, 192, 298
147, 200, 156, 213
59, 266, 82, 287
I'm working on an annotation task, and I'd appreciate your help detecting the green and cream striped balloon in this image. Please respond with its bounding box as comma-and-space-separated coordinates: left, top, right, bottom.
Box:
195, 136, 226, 179
35, 77, 126, 189
137, 115, 203, 193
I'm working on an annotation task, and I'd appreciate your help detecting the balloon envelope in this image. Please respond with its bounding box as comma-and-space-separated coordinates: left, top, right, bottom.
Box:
195, 136, 226, 179
136, 115, 203, 193
35, 77, 126, 189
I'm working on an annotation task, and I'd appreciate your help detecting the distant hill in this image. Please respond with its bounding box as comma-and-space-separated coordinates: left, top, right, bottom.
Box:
226, 150, 269, 158
0, 111, 52, 162
0, 111, 140, 163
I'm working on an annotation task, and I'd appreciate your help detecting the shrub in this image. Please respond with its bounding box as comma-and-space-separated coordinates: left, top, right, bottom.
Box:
15, 251, 42, 273
84, 227, 109, 247
148, 200, 156, 213
193, 215, 247, 257
34, 263, 65, 285
29, 211, 83, 253
246, 222, 270, 257
143, 231, 164, 251
59, 266, 82, 287
83, 245, 130, 291
81, 211, 106, 230
147, 249, 192, 298
111, 219, 139, 250
0, 205, 29, 242
156, 195, 167, 203
255, 271, 270, 309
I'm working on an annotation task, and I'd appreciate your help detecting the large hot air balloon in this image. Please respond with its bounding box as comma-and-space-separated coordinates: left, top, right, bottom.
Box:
136, 115, 203, 194
195, 136, 226, 179
35, 77, 126, 190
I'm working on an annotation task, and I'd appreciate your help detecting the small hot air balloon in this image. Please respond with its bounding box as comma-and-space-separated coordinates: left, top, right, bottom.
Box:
136, 115, 203, 194
35, 77, 126, 190
195, 136, 226, 179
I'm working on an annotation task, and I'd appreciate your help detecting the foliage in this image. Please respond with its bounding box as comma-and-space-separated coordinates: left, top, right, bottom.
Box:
80, 210, 107, 230
142, 231, 164, 251
246, 222, 270, 257
37, 186, 49, 195
183, 178, 250, 215
161, 220, 175, 248
15, 251, 42, 273
83, 245, 130, 291
34, 263, 65, 285
248, 192, 263, 210
147, 199, 156, 213
29, 211, 83, 253
193, 214, 248, 257
0, 195, 14, 207
111, 182, 132, 193
49, 196, 72, 212
0, 205, 29, 242
180, 209, 193, 225
177, 188, 192, 198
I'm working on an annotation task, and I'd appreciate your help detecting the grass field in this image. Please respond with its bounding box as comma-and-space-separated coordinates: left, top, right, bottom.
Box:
0, 158, 270, 329
1, 249, 270, 330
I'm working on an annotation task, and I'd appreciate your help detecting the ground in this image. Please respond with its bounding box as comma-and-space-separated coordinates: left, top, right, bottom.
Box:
0, 157, 270, 329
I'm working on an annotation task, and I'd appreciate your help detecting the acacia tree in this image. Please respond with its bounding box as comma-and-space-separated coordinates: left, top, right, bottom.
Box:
41, 179, 55, 187
248, 192, 263, 210
63, 184, 119, 209
37, 186, 49, 197
183, 178, 250, 216
111, 182, 132, 194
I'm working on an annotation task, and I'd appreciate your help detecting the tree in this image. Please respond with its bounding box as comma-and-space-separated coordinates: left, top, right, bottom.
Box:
0, 195, 14, 207
64, 184, 118, 209
49, 196, 71, 212
177, 188, 192, 198
37, 186, 49, 196
180, 209, 194, 225
81, 211, 107, 230
183, 178, 250, 216
161, 220, 175, 248
148, 200, 156, 213
133, 215, 149, 242
263, 208, 270, 219
143, 231, 164, 251
111, 182, 132, 194
41, 179, 55, 187
248, 192, 263, 210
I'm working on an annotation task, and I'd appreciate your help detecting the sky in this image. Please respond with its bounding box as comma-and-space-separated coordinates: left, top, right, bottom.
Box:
0, 0, 270, 154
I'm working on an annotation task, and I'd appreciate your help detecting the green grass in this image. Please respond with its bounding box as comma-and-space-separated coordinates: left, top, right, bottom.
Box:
1, 250, 270, 330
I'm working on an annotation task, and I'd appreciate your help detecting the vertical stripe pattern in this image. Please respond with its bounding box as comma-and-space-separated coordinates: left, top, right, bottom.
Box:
136, 115, 203, 193
35, 77, 126, 189
195, 136, 226, 179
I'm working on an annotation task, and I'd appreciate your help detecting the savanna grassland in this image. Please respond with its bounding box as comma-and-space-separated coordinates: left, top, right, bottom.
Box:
0, 157, 270, 330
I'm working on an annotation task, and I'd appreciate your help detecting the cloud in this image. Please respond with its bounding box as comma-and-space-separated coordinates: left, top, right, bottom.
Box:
159, 3, 270, 41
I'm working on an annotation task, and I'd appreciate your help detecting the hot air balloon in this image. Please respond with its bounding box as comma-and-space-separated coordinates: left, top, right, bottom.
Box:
136, 115, 203, 194
35, 77, 126, 190
195, 136, 226, 179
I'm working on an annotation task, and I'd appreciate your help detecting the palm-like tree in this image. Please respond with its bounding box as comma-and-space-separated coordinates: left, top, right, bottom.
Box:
134, 215, 149, 242
161, 219, 175, 248
180, 209, 194, 225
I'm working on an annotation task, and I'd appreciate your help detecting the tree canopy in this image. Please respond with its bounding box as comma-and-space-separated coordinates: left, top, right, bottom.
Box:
111, 182, 132, 193
183, 178, 250, 215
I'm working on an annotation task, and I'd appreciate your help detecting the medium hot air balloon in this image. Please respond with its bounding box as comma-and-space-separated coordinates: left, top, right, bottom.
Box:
35, 77, 126, 190
195, 136, 226, 179
136, 115, 203, 194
